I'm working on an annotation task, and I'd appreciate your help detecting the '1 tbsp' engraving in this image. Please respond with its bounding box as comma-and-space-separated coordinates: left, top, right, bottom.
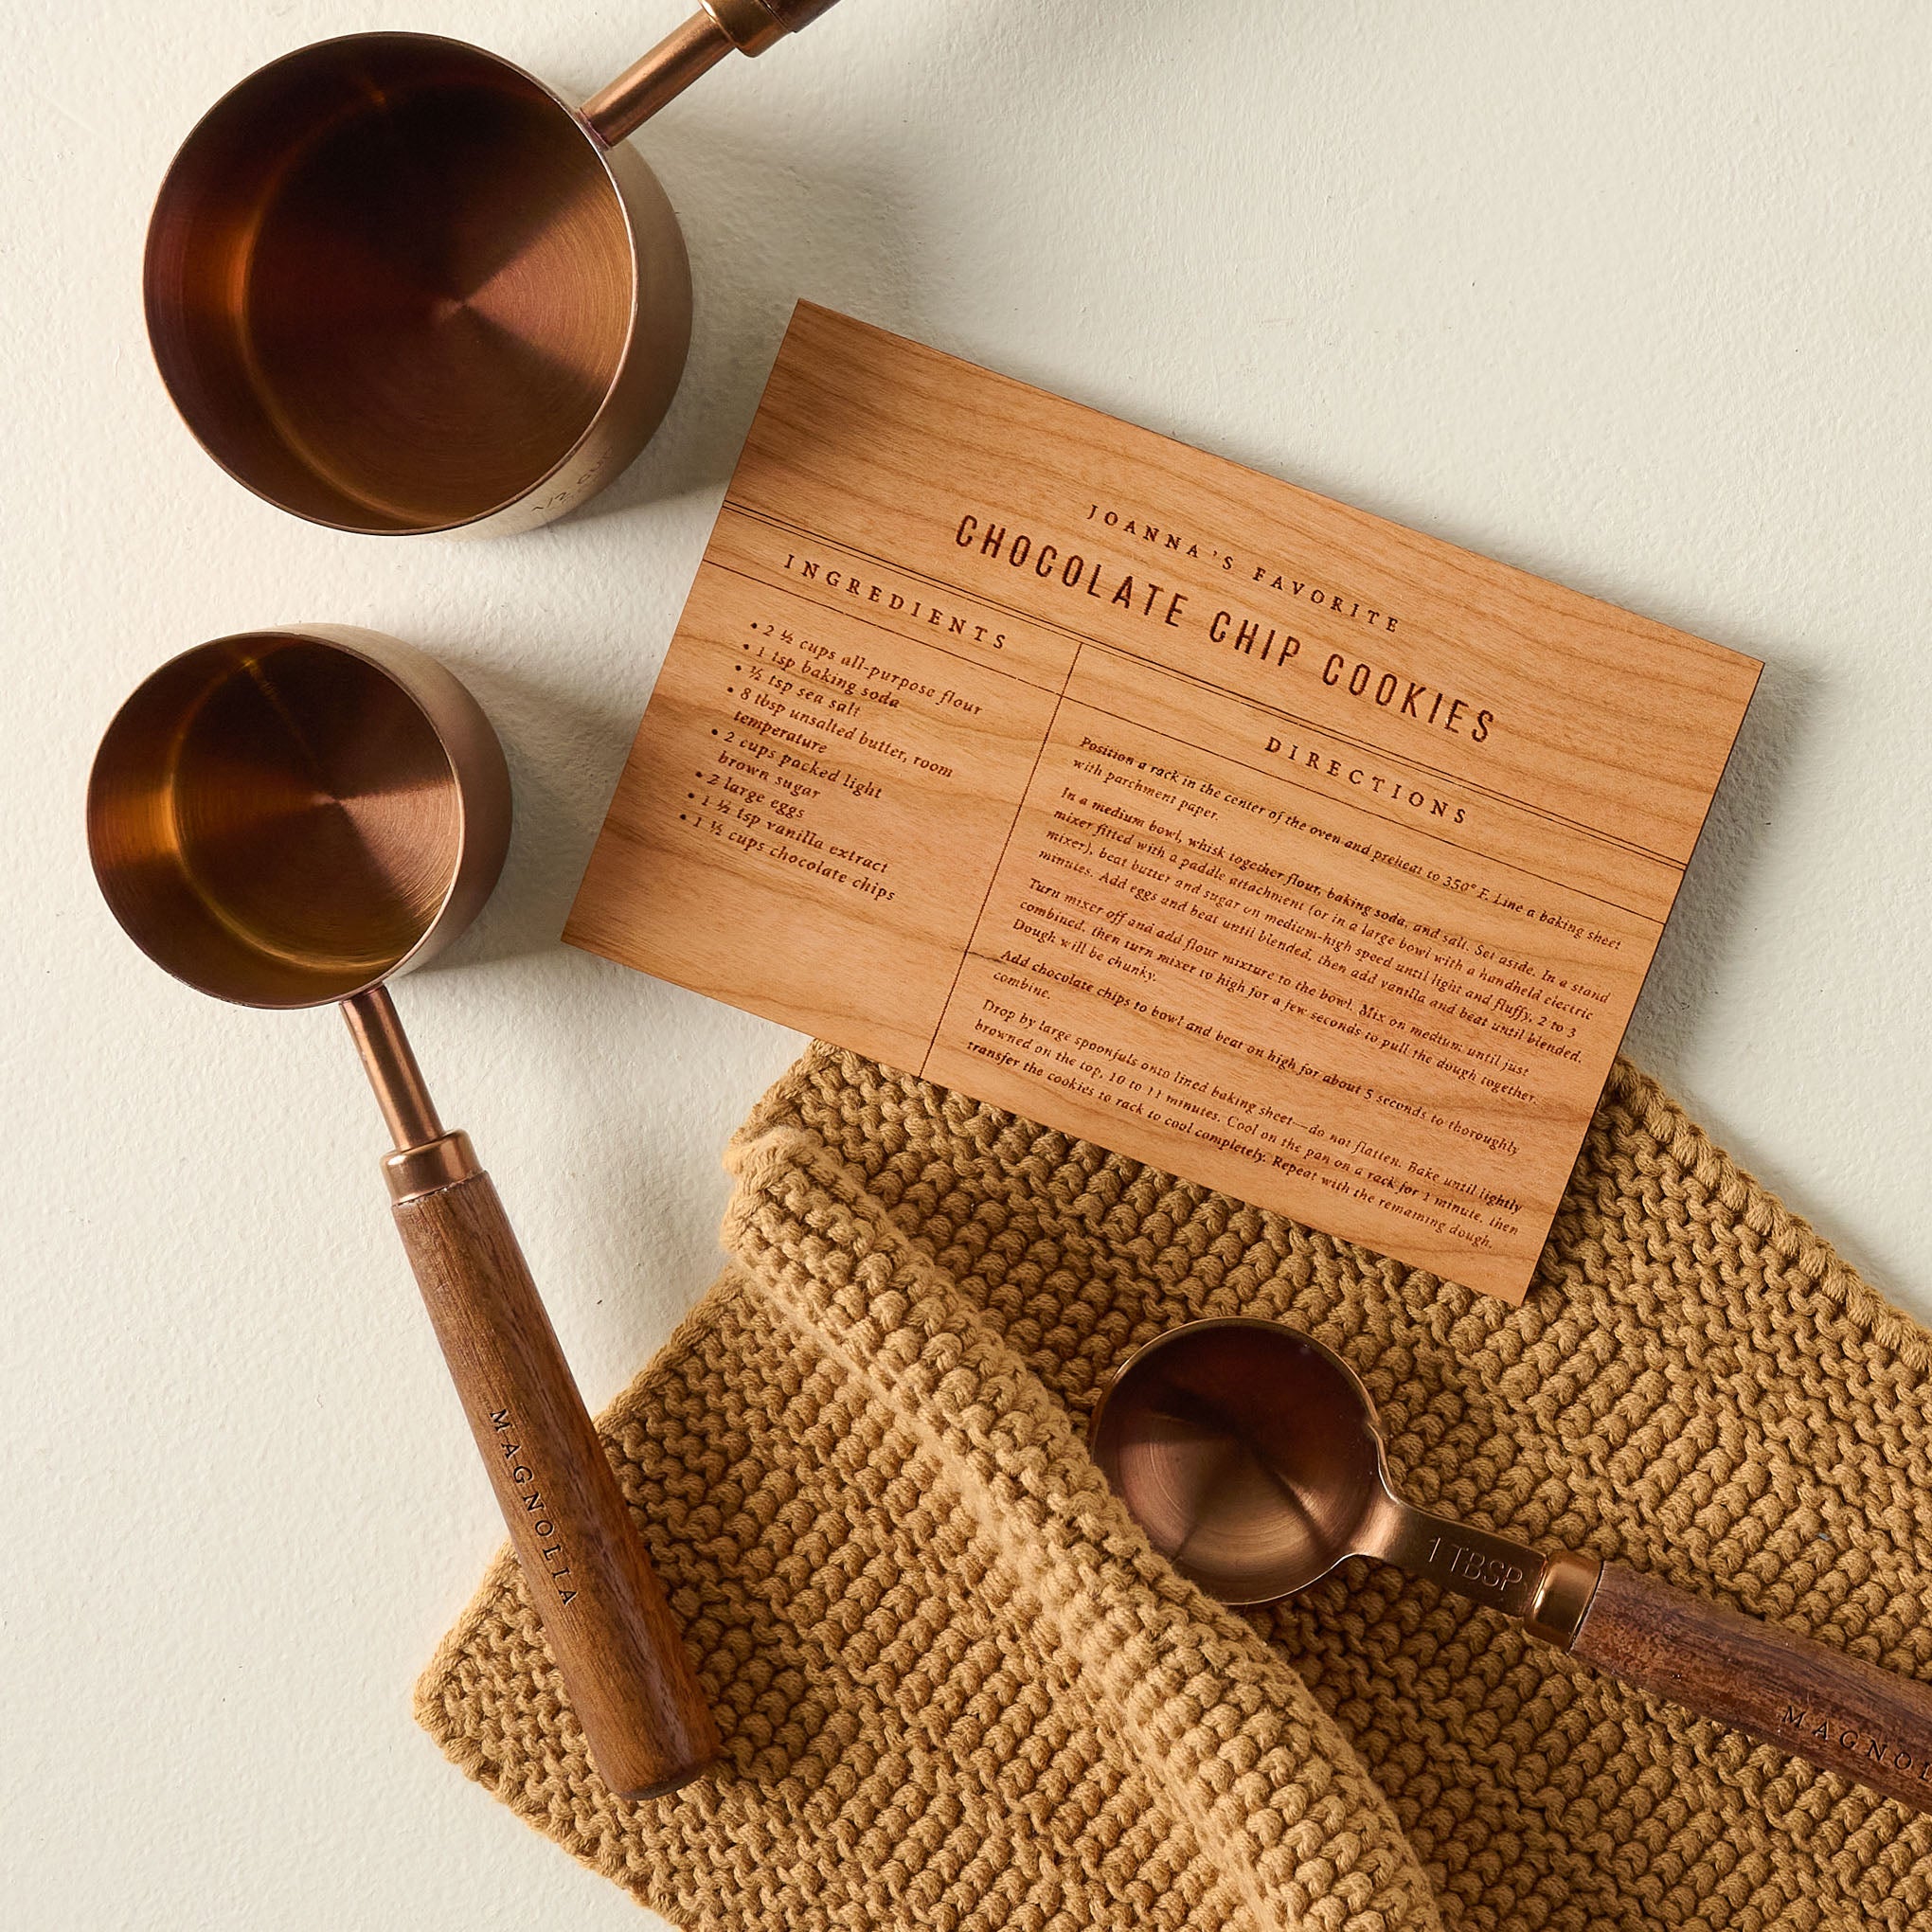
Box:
491, 1407, 577, 1606
1426, 1535, 1525, 1597
1781, 1702, 1931, 1780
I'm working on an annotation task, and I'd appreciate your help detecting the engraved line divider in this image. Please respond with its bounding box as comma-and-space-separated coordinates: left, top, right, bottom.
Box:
706, 557, 1055, 696
734, 498, 1680, 874
714, 521, 1664, 924
919, 643, 1590, 1233
723, 498, 1685, 871
1015, 708, 1641, 1072
1061, 645, 1681, 921
918, 647, 1082, 1076
1060, 687, 1664, 929
710, 528, 1662, 932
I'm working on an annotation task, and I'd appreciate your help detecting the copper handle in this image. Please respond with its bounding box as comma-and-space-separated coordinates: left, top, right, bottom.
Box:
582, 0, 846, 146
1570, 1562, 1932, 1814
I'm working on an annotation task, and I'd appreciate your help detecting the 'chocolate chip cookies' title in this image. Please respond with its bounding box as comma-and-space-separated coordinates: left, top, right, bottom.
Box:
953, 508, 1495, 747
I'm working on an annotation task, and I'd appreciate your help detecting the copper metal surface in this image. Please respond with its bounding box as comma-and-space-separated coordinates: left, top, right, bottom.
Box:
583, 14, 736, 143
89, 635, 723, 1791
146, 3, 842, 535
87, 627, 510, 1010
145, 37, 685, 536
1090, 1318, 1584, 1641
1524, 1547, 1602, 1650
382, 1131, 483, 1204
343, 985, 446, 1150
704, 0, 792, 55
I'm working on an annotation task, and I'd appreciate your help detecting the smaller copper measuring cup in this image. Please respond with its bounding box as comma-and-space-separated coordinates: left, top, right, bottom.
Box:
88, 628, 718, 1798
1092, 1317, 1932, 1815
146, 2, 840, 536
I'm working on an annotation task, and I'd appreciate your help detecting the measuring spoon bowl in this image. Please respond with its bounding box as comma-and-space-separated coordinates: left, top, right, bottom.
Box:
1088, 1317, 1389, 1605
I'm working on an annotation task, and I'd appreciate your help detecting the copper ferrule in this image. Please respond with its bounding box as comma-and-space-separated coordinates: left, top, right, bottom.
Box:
383, 1132, 482, 1204
704, 0, 791, 55
1524, 1550, 1602, 1650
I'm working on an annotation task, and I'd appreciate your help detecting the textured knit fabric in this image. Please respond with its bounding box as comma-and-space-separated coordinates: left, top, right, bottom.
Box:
417, 1046, 1932, 1930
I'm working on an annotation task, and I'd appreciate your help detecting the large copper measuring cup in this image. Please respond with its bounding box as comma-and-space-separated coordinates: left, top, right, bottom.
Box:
86, 628, 719, 1798
145, 1, 840, 536
1092, 1317, 1932, 1815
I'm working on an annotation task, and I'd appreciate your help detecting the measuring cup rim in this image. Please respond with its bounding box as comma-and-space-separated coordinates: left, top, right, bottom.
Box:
1093, 1315, 1385, 1435
142, 31, 654, 537
86, 625, 511, 1011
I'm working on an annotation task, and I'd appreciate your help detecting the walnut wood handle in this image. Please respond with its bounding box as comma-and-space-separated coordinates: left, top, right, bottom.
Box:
391, 1169, 719, 1799
1570, 1562, 1932, 1813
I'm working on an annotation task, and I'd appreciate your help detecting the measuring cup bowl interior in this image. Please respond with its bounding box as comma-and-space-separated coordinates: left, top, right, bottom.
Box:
87, 628, 510, 1009
145, 33, 691, 535
1090, 1318, 1389, 1605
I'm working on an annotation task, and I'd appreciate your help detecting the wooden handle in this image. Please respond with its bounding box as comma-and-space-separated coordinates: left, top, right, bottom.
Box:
1571, 1561, 1932, 1813
392, 1170, 720, 1798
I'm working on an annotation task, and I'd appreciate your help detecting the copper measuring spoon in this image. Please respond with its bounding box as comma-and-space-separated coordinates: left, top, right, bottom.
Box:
1090, 1317, 1932, 1814
86, 627, 718, 1799
145, 1, 840, 536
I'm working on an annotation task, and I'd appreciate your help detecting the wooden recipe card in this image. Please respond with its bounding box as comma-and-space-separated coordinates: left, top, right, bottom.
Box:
569, 304, 1760, 1302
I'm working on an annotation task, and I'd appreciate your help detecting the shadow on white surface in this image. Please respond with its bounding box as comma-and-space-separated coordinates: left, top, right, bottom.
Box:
1632, 653, 1813, 1066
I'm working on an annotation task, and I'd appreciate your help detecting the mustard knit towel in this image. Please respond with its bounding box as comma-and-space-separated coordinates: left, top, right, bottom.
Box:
417, 1046, 1932, 1930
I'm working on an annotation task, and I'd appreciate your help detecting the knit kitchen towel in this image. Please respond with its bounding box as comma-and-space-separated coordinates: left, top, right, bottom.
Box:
418, 1045, 1932, 1931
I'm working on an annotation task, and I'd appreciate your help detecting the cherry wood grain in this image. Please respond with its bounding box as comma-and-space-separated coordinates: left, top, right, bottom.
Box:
1572, 1562, 1932, 1814
393, 1172, 719, 1799
569, 303, 1761, 1302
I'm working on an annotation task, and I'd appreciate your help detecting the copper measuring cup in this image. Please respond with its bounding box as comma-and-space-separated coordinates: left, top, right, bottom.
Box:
86, 627, 719, 1798
1091, 1317, 1932, 1814
145, 1, 840, 536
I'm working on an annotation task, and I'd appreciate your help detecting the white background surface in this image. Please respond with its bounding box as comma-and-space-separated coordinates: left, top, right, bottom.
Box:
6, 2, 1931, 1924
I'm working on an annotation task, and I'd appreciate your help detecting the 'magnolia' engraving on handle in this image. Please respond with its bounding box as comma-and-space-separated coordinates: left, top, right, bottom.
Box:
492, 1407, 578, 1606
1781, 1701, 1932, 1781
